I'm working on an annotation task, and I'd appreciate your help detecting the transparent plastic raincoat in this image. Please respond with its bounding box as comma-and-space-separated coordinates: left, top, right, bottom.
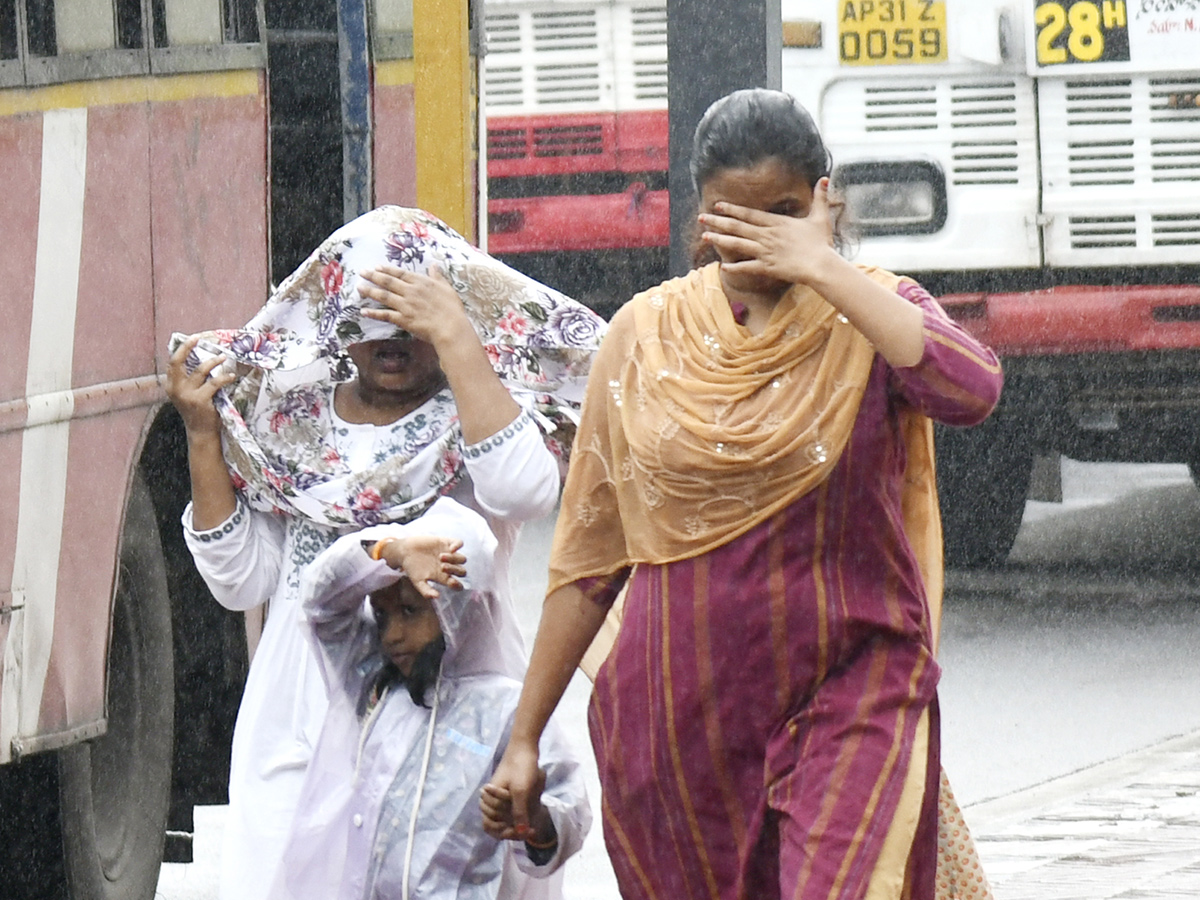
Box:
269, 498, 590, 900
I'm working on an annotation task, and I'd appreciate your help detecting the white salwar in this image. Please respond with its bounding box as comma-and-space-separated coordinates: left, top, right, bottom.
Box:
267, 497, 589, 900
184, 404, 560, 900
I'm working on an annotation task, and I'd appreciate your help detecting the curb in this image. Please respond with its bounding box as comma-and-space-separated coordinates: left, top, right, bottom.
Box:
964, 728, 1200, 832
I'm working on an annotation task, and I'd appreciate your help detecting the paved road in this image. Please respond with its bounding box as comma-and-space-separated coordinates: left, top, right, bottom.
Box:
157, 461, 1200, 900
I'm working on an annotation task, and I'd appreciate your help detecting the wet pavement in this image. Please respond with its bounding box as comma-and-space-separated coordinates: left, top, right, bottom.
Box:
968, 729, 1200, 900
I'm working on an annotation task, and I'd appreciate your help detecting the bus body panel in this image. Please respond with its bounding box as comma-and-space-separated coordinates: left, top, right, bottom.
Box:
75, 101, 155, 390
0, 71, 269, 762
0, 114, 43, 406
148, 75, 270, 352
37, 409, 146, 738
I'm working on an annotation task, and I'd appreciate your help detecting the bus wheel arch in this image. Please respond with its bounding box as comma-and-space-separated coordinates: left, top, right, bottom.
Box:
57, 469, 174, 899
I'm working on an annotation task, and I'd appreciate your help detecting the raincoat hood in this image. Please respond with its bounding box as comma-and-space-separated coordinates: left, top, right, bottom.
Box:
353, 497, 517, 681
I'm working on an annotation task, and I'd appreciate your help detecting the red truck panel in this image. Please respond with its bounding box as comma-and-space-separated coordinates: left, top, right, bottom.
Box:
942, 285, 1200, 356
487, 189, 669, 253
487, 109, 668, 177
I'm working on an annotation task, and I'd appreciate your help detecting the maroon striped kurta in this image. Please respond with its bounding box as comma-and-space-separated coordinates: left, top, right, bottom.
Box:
584, 283, 1001, 900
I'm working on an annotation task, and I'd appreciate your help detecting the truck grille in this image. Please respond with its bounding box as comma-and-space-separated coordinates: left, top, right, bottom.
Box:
486, 123, 605, 160
483, 1, 667, 113
827, 77, 1035, 187
1069, 215, 1136, 249
1153, 213, 1200, 247
1042, 74, 1200, 265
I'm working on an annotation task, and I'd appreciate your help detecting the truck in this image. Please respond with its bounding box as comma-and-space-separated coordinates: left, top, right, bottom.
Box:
482, 0, 1200, 566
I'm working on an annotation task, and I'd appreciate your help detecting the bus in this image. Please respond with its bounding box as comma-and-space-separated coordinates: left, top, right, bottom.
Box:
482, 0, 1200, 566
0, 0, 478, 896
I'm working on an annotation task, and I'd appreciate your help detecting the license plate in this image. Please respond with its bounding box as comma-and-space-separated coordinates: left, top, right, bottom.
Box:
837, 0, 949, 66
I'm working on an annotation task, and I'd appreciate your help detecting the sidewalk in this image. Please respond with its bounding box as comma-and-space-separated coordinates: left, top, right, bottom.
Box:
966, 729, 1200, 899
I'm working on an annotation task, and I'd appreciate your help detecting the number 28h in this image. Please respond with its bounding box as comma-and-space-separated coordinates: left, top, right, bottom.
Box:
1035, 0, 1127, 64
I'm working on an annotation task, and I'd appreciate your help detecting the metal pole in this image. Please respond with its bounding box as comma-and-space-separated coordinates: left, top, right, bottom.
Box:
666, 0, 781, 277
337, 0, 373, 222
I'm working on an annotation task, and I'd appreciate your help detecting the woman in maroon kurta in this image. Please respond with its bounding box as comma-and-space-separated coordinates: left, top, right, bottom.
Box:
485, 89, 1002, 900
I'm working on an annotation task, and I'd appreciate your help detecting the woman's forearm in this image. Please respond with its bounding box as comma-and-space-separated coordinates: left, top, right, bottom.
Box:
807, 249, 926, 368
510, 583, 610, 747
186, 430, 238, 531
434, 328, 521, 445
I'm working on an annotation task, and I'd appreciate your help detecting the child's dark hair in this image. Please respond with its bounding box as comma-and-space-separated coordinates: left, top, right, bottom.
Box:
402, 635, 446, 706
373, 635, 447, 707
687, 88, 848, 266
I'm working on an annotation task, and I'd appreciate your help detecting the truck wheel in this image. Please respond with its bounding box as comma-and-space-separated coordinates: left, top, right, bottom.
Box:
58, 472, 174, 899
936, 420, 1033, 568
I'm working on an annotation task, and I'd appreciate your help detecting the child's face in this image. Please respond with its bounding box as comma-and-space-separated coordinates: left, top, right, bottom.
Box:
370, 581, 444, 677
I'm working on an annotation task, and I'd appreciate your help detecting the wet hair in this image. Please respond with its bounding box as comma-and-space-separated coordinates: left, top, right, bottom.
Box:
690, 89, 832, 195
374, 635, 447, 708
688, 89, 848, 266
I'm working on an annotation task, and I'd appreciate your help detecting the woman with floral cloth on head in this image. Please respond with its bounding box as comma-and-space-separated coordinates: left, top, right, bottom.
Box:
165, 207, 604, 900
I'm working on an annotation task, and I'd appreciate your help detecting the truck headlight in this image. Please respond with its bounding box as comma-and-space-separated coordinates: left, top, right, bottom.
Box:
834, 161, 947, 236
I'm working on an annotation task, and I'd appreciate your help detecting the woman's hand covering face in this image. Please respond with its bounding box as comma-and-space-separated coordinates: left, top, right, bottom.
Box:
699, 176, 837, 288
357, 264, 475, 349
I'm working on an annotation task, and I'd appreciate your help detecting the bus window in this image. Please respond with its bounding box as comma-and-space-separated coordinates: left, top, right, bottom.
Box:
55, 0, 116, 53
1, 0, 18, 59
147, 0, 263, 74
374, 0, 412, 58
19, 0, 152, 83
23, 0, 57, 57
116, 0, 144, 48
150, 0, 258, 48
224, 0, 258, 44
160, 0, 221, 46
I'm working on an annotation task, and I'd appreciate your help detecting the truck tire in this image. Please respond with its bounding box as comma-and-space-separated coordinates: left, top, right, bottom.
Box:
58, 472, 174, 899
936, 419, 1032, 568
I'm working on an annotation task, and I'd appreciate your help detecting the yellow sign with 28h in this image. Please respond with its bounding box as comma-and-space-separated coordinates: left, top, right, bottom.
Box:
1034, 0, 1130, 66
838, 1, 949, 66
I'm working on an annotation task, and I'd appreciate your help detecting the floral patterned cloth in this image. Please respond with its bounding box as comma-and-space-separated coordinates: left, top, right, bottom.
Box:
170, 207, 606, 527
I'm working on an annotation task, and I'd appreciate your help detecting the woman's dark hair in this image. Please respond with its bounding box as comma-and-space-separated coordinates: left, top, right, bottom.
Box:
688, 89, 849, 267
690, 89, 832, 195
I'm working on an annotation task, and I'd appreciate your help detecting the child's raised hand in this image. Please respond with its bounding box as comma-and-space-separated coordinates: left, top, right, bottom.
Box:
370, 535, 467, 599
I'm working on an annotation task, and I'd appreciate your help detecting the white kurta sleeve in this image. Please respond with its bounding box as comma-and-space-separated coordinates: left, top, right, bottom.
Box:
182, 500, 288, 612
463, 410, 560, 522
507, 715, 592, 876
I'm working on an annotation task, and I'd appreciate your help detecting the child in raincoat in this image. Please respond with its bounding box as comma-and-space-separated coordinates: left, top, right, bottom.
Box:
268, 497, 590, 900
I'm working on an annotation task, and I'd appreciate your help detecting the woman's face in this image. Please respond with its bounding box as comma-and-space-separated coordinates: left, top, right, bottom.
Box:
347, 338, 445, 405
698, 156, 814, 296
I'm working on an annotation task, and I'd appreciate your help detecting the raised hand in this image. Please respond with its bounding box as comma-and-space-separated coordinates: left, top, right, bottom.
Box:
372, 535, 467, 599
165, 334, 238, 438
699, 176, 838, 287
356, 264, 474, 350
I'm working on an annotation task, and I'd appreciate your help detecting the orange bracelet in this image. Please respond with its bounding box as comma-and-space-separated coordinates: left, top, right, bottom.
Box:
369, 537, 398, 561
523, 833, 558, 850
